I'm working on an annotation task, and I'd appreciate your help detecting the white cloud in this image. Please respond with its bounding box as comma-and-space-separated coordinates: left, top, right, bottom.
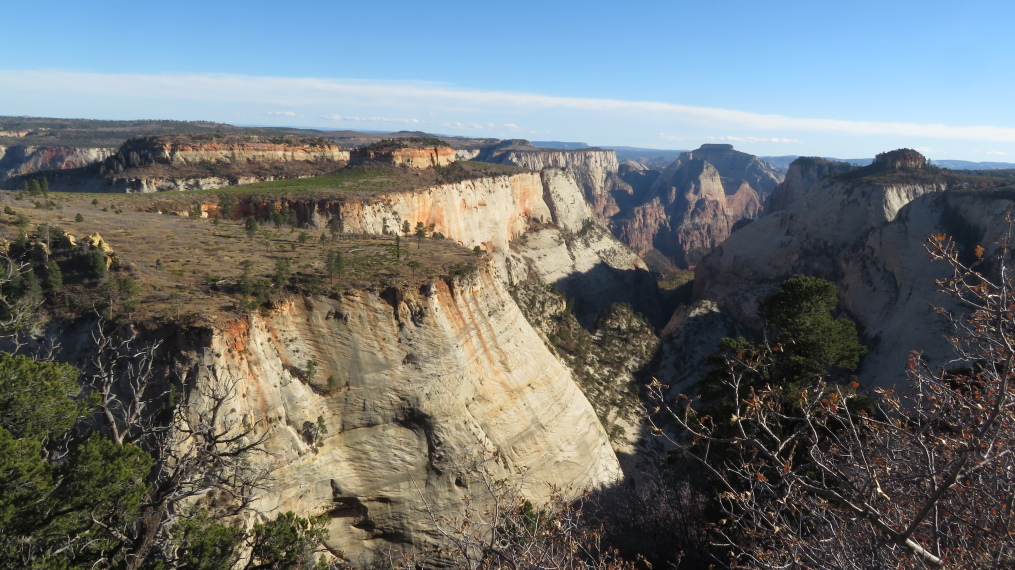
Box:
503, 123, 523, 131
323, 114, 419, 125
987, 150, 1009, 156
660, 134, 800, 144
4, 70, 1015, 144
265, 111, 298, 117
439, 121, 485, 131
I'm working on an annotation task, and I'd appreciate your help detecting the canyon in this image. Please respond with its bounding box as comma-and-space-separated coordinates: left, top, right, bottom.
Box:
465, 140, 784, 269
6, 116, 1015, 567
1, 150, 659, 563
692, 149, 1012, 389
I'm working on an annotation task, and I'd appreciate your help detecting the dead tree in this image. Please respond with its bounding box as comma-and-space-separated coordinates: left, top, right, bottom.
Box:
650, 235, 1015, 568
89, 320, 274, 568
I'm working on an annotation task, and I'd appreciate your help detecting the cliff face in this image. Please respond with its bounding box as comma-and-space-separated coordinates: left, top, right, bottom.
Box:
471, 142, 624, 219
613, 157, 759, 267
0, 145, 115, 181
281, 169, 657, 326
310, 171, 551, 255
679, 144, 783, 197
102, 136, 348, 175
4, 136, 352, 192
175, 265, 620, 561
609, 144, 780, 268
691, 152, 1001, 389
765, 157, 854, 213
349, 146, 455, 169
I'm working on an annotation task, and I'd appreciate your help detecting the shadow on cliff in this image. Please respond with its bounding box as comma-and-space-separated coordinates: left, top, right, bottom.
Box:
553, 262, 672, 330
575, 450, 714, 569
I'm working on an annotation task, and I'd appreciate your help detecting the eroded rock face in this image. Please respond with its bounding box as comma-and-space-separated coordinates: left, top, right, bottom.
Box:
611, 145, 779, 268
180, 266, 621, 562
0, 145, 115, 181
349, 146, 455, 169
765, 157, 854, 214
692, 153, 1010, 389
106, 136, 349, 170
470, 141, 624, 219
307, 169, 659, 326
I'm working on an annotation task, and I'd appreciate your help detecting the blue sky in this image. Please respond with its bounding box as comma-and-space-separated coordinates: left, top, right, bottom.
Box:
2, 0, 1013, 160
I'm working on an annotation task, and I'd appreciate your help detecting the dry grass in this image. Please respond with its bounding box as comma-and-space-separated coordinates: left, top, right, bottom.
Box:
0, 190, 481, 326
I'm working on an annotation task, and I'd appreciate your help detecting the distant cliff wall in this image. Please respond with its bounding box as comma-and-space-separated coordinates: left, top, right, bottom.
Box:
470, 143, 624, 219
101, 136, 348, 174
691, 153, 990, 389
350, 146, 454, 169
0, 145, 115, 181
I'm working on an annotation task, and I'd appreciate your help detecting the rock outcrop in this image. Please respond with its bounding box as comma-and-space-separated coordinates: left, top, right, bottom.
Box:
610, 144, 782, 268
349, 145, 455, 169
100, 135, 348, 175
292, 169, 659, 326
691, 150, 1011, 389
0, 145, 115, 181
468, 141, 625, 219
167, 264, 621, 562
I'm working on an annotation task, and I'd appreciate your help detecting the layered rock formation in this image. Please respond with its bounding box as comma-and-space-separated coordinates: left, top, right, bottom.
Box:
158, 263, 621, 562
176, 168, 648, 560
611, 144, 780, 268
101, 135, 348, 175
692, 150, 1010, 389
350, 145, 455, 169
4, 135, 351, 192
237, 169, 659, 326
0, 145, 115, 181
467, 140, 625, 219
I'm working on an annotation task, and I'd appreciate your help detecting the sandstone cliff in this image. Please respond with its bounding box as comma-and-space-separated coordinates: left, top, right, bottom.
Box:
350, 145, 455, 169
259, 168, 660, 326
163, 264, 621, 562
0, 145, 115, 181
610, 144, 782, 268
7, 135, 351, 192
100, 135, 348, 175
692, 151, 1009, 388
469, 141, 625, 219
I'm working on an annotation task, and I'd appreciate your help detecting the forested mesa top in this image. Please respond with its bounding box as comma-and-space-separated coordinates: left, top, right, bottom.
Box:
118, 133, 340, 149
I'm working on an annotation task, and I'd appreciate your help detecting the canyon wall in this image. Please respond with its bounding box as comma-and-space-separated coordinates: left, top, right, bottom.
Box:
692, 153, 1005, 389
349, 146, 455, 169
171, 264, 620, 562
611, 144, 782, 268
100, 136, 348, 175
259, 169, 659, 326
470, 142, 624, 219
0, 145, 115, 181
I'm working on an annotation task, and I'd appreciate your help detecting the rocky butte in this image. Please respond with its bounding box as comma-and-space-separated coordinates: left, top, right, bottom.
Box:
612, 144, 783, 267
690, 148, 1012, 389
349, 137, 456, 169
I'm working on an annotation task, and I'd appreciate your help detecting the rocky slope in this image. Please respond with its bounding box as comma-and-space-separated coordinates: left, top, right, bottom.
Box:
692, 150, 1014, 389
